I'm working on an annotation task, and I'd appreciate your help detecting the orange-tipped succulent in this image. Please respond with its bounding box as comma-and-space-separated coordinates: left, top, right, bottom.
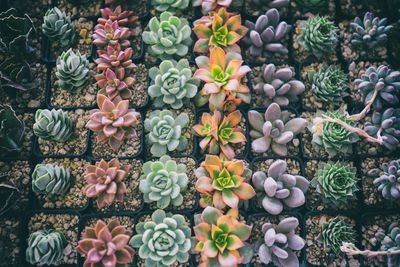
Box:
193, 110, 246, 160
193, 8, 247, 53
84, 158, 130, 209
195, 155, 255, 210
194, 47, 251, 111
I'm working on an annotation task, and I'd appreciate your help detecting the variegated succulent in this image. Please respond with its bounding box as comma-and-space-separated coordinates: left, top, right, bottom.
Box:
33, 109, 74, 142
193, 0, 232, 14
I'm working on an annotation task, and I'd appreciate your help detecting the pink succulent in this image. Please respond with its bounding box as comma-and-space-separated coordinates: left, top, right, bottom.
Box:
93, 19, 131, 48
97, 5, 138, 27
95, 68, 134, 100
193, 0, 232, 14
96, 44, 136, 72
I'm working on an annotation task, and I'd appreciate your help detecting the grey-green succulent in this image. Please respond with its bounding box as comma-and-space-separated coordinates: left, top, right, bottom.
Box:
0, 104, 24, 157
139, 155, 188, 209
26, 229, 67, 265
32, 163, 72, 195
129, 209, 191, 267
148, 59, 199, 109
320, 217, 357, 255
42, 7, 76, 48
369, 159, 400, 200
56, 49, 90, 91
151, 0, 189, 13
374, 223, 400, 267
33, 109, 74, 142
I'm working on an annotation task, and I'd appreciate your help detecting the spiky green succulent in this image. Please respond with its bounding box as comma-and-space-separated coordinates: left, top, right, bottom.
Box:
151, 0, 189, 13
32, 163, 72, 195
56, 49, 90, 91
42, 7, 76, 48
320, 217, 357, 255
0, 105, 24, 157
33, 109, 74, 142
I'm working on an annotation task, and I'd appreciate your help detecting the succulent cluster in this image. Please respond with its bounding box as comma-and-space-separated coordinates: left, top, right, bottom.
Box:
151, 0, 189, 13
93, 19, 131, 49
32, 163, 72, 195
0, 175, 19, 216
252, 159, 309, 215
139, 155, 188, 209
320, 217, 357, 255
369, 159, 400, 200
248, 104, 307, 156
26, 230, 66, 265
33, 109, 74, 142
56, 48, 90, 91
42, 7, 76, 48
0, 105, 24, 157
375, 223, 400, 267
95, 66, 135, 101
193, 0, 232, 14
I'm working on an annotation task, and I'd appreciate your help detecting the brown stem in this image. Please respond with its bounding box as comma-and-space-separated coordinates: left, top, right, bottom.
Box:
347, 87, 379, 122
341, 242, 400, 257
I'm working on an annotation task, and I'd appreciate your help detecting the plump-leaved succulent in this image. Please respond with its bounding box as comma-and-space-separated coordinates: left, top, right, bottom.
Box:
248, 104, 307, 156
143, 11, 192, 60
139, 155, 188, 209
98, 5, 139, 28
370, 159, 400, 200
193, 207, 253, 267
297, 16, 338, 58
77, 219, 134, 267
320, 217, 357, 255
0, 105, 24, 157
251, 0, 289, 9
374, 223, 400, 267
93, 19, 131, 48
149, 59, 199, 109
194, 110, 246, 160
26, 230, 66, 265
129, 209, 191, 267
193, 0, 232, 14
0, 175, 19, 216
195, 155, 255, 210
252, 159, 309, 215
32, 163, 72, 195
85, 158, 130, 208
33, 109, 74, 142
258, 217, 305, 267
144, 110, 189, 157
42, 7, 76, 48
151, 0, 189, 13
96, 67, 135, 101
56, 48, 90, 91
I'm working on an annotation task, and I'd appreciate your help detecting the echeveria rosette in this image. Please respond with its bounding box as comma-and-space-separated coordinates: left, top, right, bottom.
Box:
142, 12, 192, 60
129, 209, 191, 267
0, 104, 24, 157
93, 19, 131, 49
33, 109, 74, 142
32, 163, 72, 195
139, 155, 188, 209
98, 6, 139, 34
194, 47, 251, 112
56, 48, 90, 91
195, 155, 255, 210
42, 7, 76, 48
95, 44, 136, 73
193, 0, 233, 14
252, 159, 309, 215
144, 110, 189, 157
148, 59, 200, 109
370, 159, 400, 200
319, 217, 357, 255
151, 0, 189, 13
96, 67, 135, 101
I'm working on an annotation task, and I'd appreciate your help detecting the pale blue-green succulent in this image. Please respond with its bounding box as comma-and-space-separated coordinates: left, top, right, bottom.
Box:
32, 163, 72, 195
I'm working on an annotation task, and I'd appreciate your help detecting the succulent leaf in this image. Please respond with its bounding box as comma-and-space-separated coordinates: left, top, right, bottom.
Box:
151, 0, 189, 13
33, 109, 74, 142
42, 7, 76, 48
320, 217, 356, 255
32, 163, 72, 195
56, 48, 90, 91
26, 230, 67, 265
370, 159, 400, 200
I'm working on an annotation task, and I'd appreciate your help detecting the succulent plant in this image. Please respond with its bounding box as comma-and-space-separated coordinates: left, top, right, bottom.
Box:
297, 16, 338, 58
86, 94, 141, 151
253, 64, 305, 107
77, 219, 134, 267
193, 207, 253, 267
194, 47, 251, 111
129, 209, 191, 267
26, 229, 67, 265
32, 163, 72, 195
85, 158, 130, 208
193, 0, 233, 14
0, 105, 24, 157
195, 155, 255, 210
95, 44, 136, 73
33, 109, 74, 142
193, 8, 247, 53
93, 19, 131, 48
369, 159, 400, 200
311, 162, 358, 206
139, 155, 188, 209
98, 6, 139, 27
258, 217, 305, 266
307, 64, 349, 106
320, 217, 357, 255
148, 59, 200, 109
251, 0, 289, 9
144, 110, 189, 157
193, 110, 246, 160
252, 160, 309, 215
143, 12, 192, 60
56, 48, 90, 91
42, 7, 76, 48
96, 67, 135, 101
248, 104, 307, 156
243, 9, 291, 57
0, 175, 19, 216
0, 56, 39, 92
377, 223, 400, 267
151, 0, 189, 12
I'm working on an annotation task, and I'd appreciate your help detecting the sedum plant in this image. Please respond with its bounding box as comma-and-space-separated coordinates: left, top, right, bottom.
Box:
297, 16, 338, 58
85, 158, 130, 208
56, 48, 90, 91
151, 0, 189, 13
258, 217, 305, 267
93, 19, 131, 49
86, 94, 141, 151
42, 7, 76, 48
193, 0, 232, 14
193, 207, 253, 267
253, 64, 305, 107
252, 159, 309, 215
370, 159, 400, 200
129, 209, 191, 267
77, 219, 134, 267
0, 175, 19, 216
148, 59, 200, 109
0, 105, 24, 157
33, 109, 74, 142
311, 162, 358, 207
96, 68, 135, 101
243, 9, 291, 57
144, 110, 189, 157
26, 229, 66, 265
248, 104, 307, 156
139, 155, 188, 209
195, 155, 255, 210
32, 163, 72, 195
143, 12, 192, 60
193, 110, 246, 160
320, 217, 356, 255
194, 47, 251, 111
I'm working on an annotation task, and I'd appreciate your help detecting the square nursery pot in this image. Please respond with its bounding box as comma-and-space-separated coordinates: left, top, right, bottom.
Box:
0, 215, 24, 267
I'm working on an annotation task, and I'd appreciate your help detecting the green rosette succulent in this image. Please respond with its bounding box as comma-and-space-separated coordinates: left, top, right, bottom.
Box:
148, 59, 199, 109
33, 109, 74, 142
143, 11, 192, 60
32, 163, 72, 195
56, 48, 90, 91
129, 209, 191, 267
42, 7, 76, 48
151, 0, 189, 13
319, 217, 356, 255
144, 110, 189, 157
139, 155, 188, 209
26, 229, 67, 265
0, 104, 24, 157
